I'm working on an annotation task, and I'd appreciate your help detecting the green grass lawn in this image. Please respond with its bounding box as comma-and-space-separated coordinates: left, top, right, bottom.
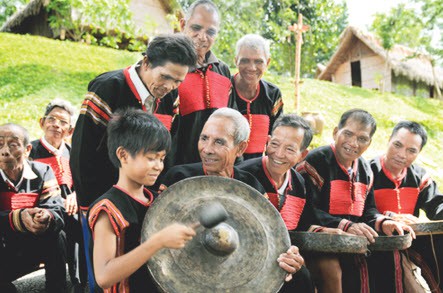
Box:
1, 32, 443, 187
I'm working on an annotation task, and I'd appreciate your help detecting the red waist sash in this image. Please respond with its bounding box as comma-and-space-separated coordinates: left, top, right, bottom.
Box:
374, 187, 419, 214
329, 180, 367, 216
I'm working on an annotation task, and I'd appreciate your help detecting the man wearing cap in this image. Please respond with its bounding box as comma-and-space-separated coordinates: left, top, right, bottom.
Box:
70, 34, 197, 210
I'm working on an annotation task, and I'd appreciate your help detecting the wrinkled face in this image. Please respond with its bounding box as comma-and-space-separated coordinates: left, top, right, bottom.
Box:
123, 150, 166, 187
266, 126, 306, 177
0, 126, 31, 172
235, 46, 269, 86
40, 107, 72, 144
198, 117, 244, 177
385, 128, 422, 174
141, 61, 189, 99
333, 118, 372, 168
181, 5, 219, 59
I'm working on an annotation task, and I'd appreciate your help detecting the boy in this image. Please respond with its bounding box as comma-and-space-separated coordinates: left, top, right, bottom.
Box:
29, 99, 84, 288
88, 108, 195, 292
0, 123, 66, 292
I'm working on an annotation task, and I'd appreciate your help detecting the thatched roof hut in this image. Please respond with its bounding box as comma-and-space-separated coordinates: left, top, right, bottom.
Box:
317, 26, 442, 98
1, 0, 52, 37
1, 0, 181, 37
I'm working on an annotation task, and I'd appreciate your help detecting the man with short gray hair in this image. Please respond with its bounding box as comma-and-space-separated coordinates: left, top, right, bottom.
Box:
231, 34, 283, 160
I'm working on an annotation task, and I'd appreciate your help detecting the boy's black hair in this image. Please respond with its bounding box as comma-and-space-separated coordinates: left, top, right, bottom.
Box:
107, 108, 171, 168
391, 120, 428, 150
272, 114, 313, 151
0, 123, 30, 145
338, 109, 377, 138
143, 34, 197, 69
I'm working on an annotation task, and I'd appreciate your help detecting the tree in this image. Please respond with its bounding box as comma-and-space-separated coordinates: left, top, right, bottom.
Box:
0, 0, 29, 26
371, 2, 442, 97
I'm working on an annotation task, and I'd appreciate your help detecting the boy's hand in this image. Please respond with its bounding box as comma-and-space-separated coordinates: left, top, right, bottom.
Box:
157, 223, 196, 249
65, 192, 78, 216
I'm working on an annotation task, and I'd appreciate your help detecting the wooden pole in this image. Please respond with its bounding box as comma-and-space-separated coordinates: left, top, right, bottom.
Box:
289, 14, 309, 113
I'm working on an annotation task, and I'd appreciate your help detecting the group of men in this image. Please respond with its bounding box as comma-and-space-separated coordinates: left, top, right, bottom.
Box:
1, 0, 442, 292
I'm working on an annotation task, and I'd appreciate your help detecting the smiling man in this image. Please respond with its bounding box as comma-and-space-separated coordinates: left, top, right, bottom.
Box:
231, 34, 283, 159
160, 108, 311, 292
370, 121, 443, 291
296, 109, 414, 292
172, 0, 235, 166
70, 34, 197, 210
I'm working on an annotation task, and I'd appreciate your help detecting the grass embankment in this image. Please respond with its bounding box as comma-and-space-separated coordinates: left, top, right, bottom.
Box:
1, 32, 442, 186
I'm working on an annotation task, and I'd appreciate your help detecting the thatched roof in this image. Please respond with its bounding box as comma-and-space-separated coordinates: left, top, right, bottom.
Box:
0, 0, 49, 32
318, 26, 443, 88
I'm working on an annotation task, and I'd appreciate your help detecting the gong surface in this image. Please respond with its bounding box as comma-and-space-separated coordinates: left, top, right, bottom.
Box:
409, 220, 443, 236
289, 231, 368, 254
368, 233, 412, 251
141, 176, 290, 293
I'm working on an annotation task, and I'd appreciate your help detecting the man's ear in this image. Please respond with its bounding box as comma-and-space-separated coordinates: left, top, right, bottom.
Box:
39, 117, 44, 129
236, 141, 248, 157
332, 127, 338, 140
67, 127, 74, 137
266, 58, 271, 67
25, 144, 32, 157
180, 18, 186, 32
234, 56, 238, 67
300, 149, 309, 161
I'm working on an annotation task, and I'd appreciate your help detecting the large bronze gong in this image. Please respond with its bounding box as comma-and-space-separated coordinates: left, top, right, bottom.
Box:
141, 176, 290, 293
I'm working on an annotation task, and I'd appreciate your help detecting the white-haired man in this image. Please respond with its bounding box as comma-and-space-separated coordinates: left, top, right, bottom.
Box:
231, 34, 283, 159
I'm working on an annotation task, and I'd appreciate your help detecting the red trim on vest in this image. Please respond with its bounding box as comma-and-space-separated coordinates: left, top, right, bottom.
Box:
154, 114, 173, 131
0, 191, 39, 210
34, 156, 73, 188
178, 70, 231, 116
124, 67, 146, 111
84, 99, 111, 122
244, 114, 269, 154
381, 156, 407, 186
113, 185, 154, 207
329, 180, 367, 216
374, 188, 419, 214
280, 196, 305, 230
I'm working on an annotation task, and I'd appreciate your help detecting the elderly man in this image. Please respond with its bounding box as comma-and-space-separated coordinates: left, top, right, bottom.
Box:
0, 123, 66, 292
173, 0, 235, 165
161, 108, 313, 293
231, 34, 283, 159
370, 121, 443, 291
70, 34, 197, 210
296, 109, 414, 293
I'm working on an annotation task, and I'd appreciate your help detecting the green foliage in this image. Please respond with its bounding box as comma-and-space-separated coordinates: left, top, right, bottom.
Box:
46, 0, 73, 33
0, 0, 28, 26
371, 1, 442, 64
178, 0, 347, 76
371, 4, 425, 50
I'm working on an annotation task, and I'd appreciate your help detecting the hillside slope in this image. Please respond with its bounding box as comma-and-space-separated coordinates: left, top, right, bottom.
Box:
1, 33, 442, 185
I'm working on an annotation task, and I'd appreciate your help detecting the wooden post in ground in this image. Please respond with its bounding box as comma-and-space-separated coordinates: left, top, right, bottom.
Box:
288, 14, 309, 113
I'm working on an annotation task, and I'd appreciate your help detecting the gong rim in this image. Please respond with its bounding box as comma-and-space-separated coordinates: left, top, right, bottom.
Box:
141, 176, 290, 293
289, 231, 368, 254
368, 233, 412, 251
409, 220, 443, 236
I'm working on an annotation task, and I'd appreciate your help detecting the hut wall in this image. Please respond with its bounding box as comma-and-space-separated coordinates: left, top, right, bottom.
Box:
332, 62, 351, 86
130, 0, 173, 35
391, 73, 431, 98
360, 55, 390, 91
